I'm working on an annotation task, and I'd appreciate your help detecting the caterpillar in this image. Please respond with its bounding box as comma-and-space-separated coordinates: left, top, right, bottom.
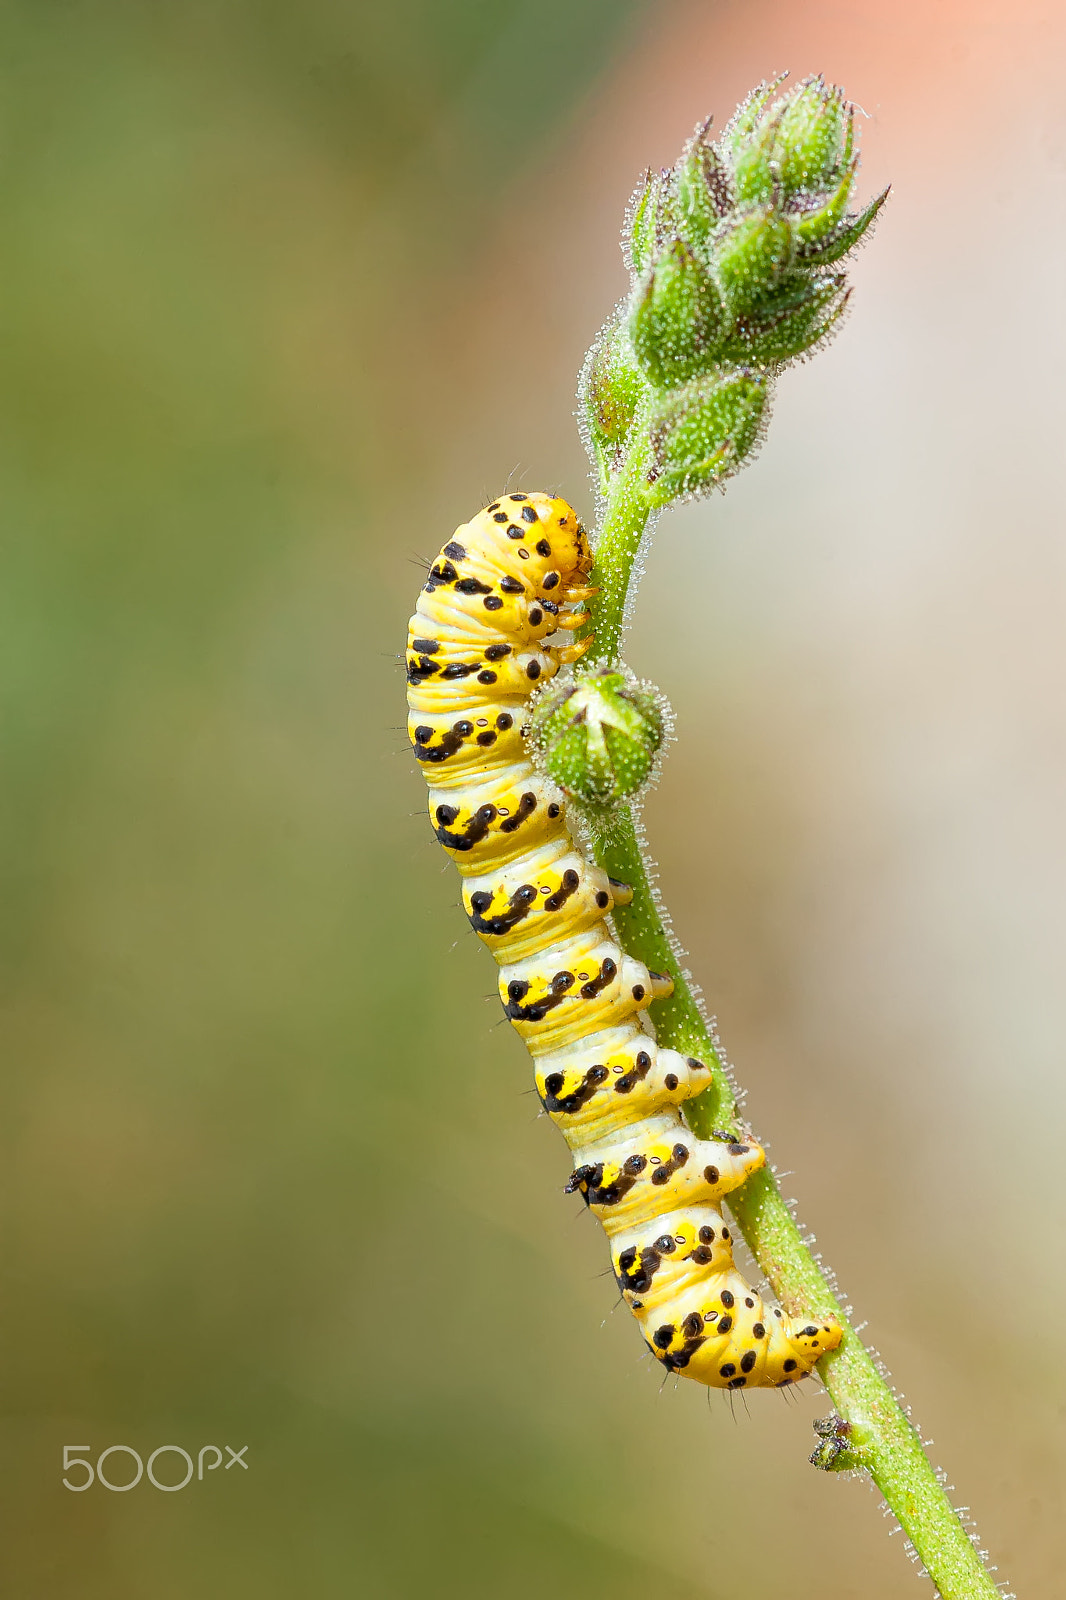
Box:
406, 491, 842, 1389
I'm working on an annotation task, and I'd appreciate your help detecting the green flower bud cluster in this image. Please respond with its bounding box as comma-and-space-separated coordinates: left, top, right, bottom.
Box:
528, 665, 669, 821
579, 75, 887, 505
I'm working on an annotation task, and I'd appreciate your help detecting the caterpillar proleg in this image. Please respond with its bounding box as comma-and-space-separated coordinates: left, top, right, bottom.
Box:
407, 490, 841, 1389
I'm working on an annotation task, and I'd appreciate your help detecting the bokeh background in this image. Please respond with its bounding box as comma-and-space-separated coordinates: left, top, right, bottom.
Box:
4, 0, 1064, 1594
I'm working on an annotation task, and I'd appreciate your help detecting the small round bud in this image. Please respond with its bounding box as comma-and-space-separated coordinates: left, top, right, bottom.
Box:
528, 666, 668, 816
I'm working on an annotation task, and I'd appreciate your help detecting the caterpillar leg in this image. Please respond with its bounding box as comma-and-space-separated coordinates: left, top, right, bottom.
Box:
556, 636, 594, 664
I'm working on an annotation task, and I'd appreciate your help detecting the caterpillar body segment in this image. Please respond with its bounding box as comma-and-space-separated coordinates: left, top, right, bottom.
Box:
534, 1034, 709, 1141
460, 845, 621, 961
407, 491, 842, 1389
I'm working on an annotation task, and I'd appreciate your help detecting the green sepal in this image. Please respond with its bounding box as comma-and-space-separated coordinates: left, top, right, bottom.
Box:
629, 239, 724, 388
528, 666, 665, 815
715, 272, 848, 365
728, 80, 788, 206
732, 138, 779, 207
579, 315, 649, 494
725, 76, 783, 158
644, 369, 768, 505
795, 184, 889, 264
711, 205, 793, 319
674, 118, 730, 251
790, 155, 857, 250
628, 168, 675, 276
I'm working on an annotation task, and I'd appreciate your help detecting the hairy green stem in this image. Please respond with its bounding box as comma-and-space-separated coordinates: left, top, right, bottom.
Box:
584, 481, 1005, 1600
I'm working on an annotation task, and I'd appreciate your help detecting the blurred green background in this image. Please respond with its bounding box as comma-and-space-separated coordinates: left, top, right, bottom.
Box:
4, 1, 1064, 1595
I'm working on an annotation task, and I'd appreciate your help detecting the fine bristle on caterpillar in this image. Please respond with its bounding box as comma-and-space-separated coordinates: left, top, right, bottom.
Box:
407, 491, 842, 1389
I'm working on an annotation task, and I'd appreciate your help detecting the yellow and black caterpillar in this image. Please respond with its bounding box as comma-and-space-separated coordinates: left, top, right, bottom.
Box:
407, 491, 841, 1389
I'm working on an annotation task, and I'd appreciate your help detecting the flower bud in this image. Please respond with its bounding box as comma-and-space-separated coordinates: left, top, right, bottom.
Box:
629, 239, 724, 388
718, 272, 849, 366
674, 118, 730, 250
627, 168, 674, 276
774, 76, 851, 196
579, 314, 648, 492
727, 77, 782, 149
645, 369, 767, 504
710, 205, 793, 319
731, 75, 851, 205
528, 666, 666, 814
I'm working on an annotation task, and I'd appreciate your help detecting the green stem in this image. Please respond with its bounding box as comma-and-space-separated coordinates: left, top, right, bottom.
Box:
584, 476, 1005, 1600
585, 431, 654, 664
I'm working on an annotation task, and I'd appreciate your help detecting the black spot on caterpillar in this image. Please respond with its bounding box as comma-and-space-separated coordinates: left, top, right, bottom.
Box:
406, 492, 843, 1388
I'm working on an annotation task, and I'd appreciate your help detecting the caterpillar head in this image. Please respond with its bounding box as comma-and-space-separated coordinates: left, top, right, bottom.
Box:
476, 493, 592, 592
530, 493, 593, 588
